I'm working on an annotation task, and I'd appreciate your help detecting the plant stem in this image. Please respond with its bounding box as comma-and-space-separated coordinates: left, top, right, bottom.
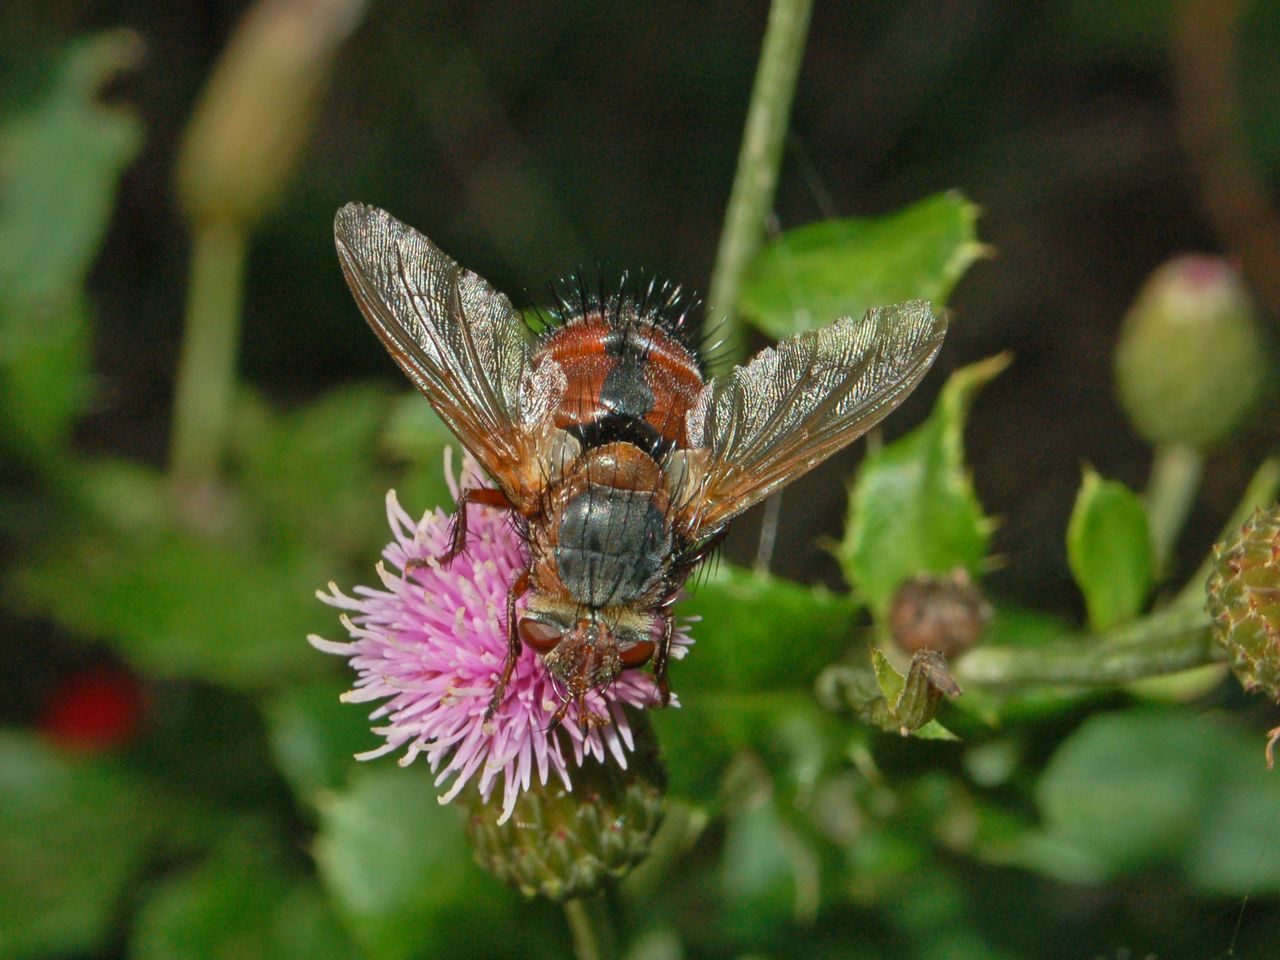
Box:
706, 0, 814, 365
1172, 456, 1280, 609
564, 895, 616, 960
1145, 442, 1203, 579
954, 604, 1218, 689
169, 219, 247, 491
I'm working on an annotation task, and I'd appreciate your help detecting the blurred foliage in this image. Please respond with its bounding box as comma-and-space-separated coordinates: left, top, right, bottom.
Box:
738, 192, 984, 340
3, 6, 1280, 960
0, 30, 142, 467
839, 353, 1005, 620
1066, 468, 1153, 631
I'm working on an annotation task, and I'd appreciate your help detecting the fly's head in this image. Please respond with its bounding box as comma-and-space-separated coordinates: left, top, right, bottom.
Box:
517, 600, 658, 732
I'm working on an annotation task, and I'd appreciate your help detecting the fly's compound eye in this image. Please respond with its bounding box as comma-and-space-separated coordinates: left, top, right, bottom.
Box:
618, 639, 656, 668
518, 616, 563, 653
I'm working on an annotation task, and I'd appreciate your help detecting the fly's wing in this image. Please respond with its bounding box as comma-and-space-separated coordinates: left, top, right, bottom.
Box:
334, 203, 566, 510
678, 300, 946, 533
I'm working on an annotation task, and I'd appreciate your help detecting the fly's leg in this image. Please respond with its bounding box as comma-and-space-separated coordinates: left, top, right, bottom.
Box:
485, 568, 531, 721
404, 486, 513, 574
652, 613, 675, 706
652, 526, 729, 705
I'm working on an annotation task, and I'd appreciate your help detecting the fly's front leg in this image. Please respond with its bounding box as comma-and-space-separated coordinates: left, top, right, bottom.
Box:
485, 568, 531, 721
405, 486, 513, 574
652, 612, 675, 706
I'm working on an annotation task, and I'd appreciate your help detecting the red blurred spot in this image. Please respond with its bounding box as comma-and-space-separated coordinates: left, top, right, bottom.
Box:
39, 668, 145, 753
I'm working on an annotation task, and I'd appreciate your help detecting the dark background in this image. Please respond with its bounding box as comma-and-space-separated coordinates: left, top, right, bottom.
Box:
7, 0, 1276, 614
4, 4, 1280, 959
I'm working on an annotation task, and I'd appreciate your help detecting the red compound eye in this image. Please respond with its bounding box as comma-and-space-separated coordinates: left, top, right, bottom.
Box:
619, 640, 656, 668
518, 617, 563, 653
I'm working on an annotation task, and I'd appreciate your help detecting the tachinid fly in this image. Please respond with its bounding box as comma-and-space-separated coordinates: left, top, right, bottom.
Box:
334, 203, 947, 731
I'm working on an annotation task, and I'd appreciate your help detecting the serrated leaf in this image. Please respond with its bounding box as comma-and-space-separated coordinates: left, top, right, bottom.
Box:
129, 823, 357, 960
1066, 467, 1153, 630
652, 566, 860, 802
314, 765, 517, 960
0, 31, 143, 461
839, 354, 1007, 618
738, 192, 984, 339
0, 731, 158, 959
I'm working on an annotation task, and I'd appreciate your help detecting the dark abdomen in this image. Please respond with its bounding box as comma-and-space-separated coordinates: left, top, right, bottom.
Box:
555, 485, 672, 607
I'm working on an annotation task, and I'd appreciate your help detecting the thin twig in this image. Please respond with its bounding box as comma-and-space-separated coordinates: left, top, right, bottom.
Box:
706, 0, 814, 366
564, 895, 616, 960
169, 220, 247, 493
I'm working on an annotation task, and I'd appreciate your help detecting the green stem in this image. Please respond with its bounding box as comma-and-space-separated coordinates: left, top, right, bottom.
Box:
1145, 442, 1203, 579
169, 218, 247, 491
954, 604, 1218, 688
564, 895, 616, 960
706, 0, 814, 365
1172, 456, 1280, 609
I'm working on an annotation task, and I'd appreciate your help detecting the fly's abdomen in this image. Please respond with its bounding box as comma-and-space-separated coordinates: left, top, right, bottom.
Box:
555, 486, 672, 608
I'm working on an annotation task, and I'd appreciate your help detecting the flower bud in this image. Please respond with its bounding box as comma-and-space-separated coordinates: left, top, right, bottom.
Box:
461, 712, 666, 901
1207, 504, 1280, 702
888, 569, 991, 659
1114, 256, 1267, 448
176, 0, 365, 226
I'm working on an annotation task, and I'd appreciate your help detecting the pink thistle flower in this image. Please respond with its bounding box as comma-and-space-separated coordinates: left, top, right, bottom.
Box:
310, 453, 692, 823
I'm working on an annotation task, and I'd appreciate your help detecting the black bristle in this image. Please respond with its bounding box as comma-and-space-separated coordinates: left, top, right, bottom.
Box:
536, 267, 710, 370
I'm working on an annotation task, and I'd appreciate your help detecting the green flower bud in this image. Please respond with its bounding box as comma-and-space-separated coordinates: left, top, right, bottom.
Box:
1114, 256, 1267, 448
1207, 504, 1280, 702
462, 712, 665, 901
176, 0, 364, 227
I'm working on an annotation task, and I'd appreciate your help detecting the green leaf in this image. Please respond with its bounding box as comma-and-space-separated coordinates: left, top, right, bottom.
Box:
0, 31, 143, 461
314, 765, 518, 960
676, 565, 861, 692
1002, 709, 1280, 894
1066, 467, 1153, 630
381, 392, 457, 516
738, 192, 984, 339
263, 678, 377, 807
11, 515, 333, 689
839, 354, 1007, 618
0, 731, 158, 959
651, 565, 860, 802
1026, 709, 1211, 882
720, 793, 819, 937
130, 823, 357, 960
234, 384, 396, 553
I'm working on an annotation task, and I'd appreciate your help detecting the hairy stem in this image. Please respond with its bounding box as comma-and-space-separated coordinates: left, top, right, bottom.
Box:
564, 895, 616, 960
169, 219, 247, 491
706, 0, 814, 365
955, 604, 1218, 689
1145, 442, 1203, 579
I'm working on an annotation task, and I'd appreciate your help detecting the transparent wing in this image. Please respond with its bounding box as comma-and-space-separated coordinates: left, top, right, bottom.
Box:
334, 203, 564, 507
680, 300, 947, 532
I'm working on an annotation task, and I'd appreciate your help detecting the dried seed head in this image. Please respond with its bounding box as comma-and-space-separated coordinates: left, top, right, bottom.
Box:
889, 569, 991, 659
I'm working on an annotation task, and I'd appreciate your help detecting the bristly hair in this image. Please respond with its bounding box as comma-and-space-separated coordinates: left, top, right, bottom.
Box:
530, 269, 708, 364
